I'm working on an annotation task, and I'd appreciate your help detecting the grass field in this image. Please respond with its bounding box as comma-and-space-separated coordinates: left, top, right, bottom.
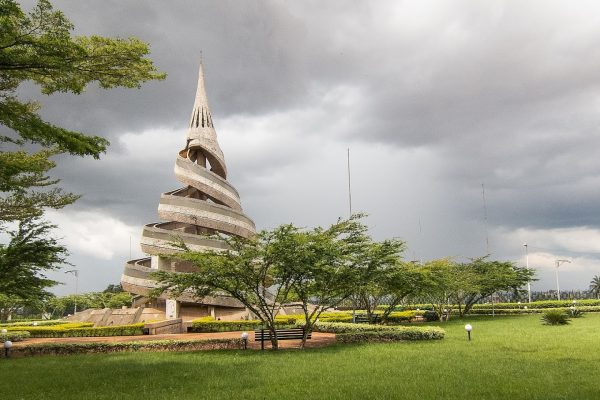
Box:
2, 313, 599, 400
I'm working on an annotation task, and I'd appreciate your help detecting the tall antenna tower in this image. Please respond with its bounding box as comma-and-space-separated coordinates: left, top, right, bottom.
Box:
347, 148, 352, 218
482, 182, 490, 254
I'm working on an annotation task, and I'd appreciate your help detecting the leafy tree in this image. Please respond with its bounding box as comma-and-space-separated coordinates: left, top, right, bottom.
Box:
374, 262, 426, 322
456, 257, 535, 316
590, 275, 600, 299
154, 215, 403, 349
0, 0, 164, 300
0, 217, 68, 300
153, 228, 296, 350
277, 215, 405, 345
418, 258, 469, 321
0, 0, 165, 221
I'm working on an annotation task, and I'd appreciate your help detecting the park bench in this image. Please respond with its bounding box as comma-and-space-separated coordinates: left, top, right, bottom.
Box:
353, 313, 380, 324
254, 327, 311, 350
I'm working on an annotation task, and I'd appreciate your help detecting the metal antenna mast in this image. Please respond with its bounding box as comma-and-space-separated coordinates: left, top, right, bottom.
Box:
482, 182, 490, 254
347, 148, 352, 218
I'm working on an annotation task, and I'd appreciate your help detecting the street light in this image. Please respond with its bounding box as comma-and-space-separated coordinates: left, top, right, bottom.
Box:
555, 259, 571, 301
465, 324, 473, 341
524, 243, 531, 303
3, 340, 12, 358
241, 332, 249, 350
65, 269, 79, 314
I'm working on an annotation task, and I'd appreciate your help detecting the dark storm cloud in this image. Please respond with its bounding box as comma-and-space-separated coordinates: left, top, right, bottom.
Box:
14, 0, 600, 290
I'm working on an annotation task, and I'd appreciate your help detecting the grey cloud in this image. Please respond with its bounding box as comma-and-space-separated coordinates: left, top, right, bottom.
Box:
12, 0, 600, 291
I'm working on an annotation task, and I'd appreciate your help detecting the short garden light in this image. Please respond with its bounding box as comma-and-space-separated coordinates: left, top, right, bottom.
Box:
32, 322, 38, 326
4, 340, 12, 358
241, 332, 249, 350
465, 324, 473, 341
0, 329, 6, 334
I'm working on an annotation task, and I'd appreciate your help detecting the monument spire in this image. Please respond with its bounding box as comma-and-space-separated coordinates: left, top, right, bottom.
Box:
185, 62, 227, 178
121, 60, 256, 319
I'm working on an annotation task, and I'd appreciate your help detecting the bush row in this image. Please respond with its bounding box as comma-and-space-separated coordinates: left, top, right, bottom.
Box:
13, 339, 242, 357
308, 321, 445, 340
6, 323, 144, 338
465, 306, 600, 315
0, 330, 31, 342
0, 320, 65, 328
337, 329, 445, 343
470, 299, 600, 310
189, 318, 295, 333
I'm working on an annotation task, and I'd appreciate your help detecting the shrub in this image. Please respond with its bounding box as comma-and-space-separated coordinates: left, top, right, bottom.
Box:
189, 318, 296, 333
383, 310, 419, 323
0, 330, 31, 342
15, 339, 241, 357
6, 322, 144, 337
307, 321, 444, 340
0, 320, 66, 328
568, 308, 584, 318
541, 310, 570, 325
423, 310, 439, 322
337, 329, 445, 343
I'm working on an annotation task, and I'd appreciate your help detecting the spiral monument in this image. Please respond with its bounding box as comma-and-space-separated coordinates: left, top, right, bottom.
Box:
121, 63, 256, 320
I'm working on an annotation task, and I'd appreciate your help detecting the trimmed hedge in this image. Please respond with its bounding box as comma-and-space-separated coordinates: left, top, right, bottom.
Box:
337, 329, 445, 343
308, 321, 445, 340
466, 306, 600, 315
6, 323, 144, 338
189, 318, 295, 333
14, 339, 242, 357
0, 320, 66, 328
0, 330, 31, 342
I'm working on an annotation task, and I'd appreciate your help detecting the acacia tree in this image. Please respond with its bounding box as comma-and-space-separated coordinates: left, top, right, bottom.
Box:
417, 258, 473, 321
456, 258, 535, 316
153, 228, 296, 350
277, 215, 405, 345
154, 215, 403, 349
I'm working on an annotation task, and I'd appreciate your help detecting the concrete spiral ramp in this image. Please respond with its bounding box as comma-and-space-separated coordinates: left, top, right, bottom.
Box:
121, 63, 256, 319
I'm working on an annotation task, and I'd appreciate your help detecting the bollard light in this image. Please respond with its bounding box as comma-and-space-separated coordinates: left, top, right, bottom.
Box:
32, 322, 38, 326
1, 329, 6, 334
465, 324, 473, 341
241, 332, 249, 350
4, 340, 12, 358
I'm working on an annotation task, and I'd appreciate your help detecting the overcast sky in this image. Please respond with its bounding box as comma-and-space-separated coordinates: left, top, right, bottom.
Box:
18, 0, 600, 295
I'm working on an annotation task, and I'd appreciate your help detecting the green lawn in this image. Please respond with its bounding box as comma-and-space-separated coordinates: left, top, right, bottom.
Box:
2, 313, 599, 400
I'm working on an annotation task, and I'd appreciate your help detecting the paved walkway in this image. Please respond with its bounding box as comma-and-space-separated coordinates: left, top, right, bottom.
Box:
12, 331, 337, 350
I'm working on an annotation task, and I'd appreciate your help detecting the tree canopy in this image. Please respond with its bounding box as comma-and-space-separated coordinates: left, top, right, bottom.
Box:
154, 215, 406, 349
0, 0, 165, 222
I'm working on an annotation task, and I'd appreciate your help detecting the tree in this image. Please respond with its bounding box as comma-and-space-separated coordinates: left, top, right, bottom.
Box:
153, 228, 296, 350
456, 257, 535, 317
373, 262, 425, 322
0, 0, 164, 300
0, 0, 165, 221
590, 275, 600, 299
154, 215, 403, 349
418, 258, 469, 321
0, 217, 67, 300
277, 215, 405, 345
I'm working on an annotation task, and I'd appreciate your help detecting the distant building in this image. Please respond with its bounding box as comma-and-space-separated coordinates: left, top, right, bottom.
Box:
121, 62, 256, 321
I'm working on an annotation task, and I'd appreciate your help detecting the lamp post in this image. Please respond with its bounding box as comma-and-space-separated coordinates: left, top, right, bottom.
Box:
524, 243, 531, 303
465, 324, 473, 341
555, 259, 571, 301
3, 340, 12, 358
241, 332, 249, 350
65, 269, 79, 314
